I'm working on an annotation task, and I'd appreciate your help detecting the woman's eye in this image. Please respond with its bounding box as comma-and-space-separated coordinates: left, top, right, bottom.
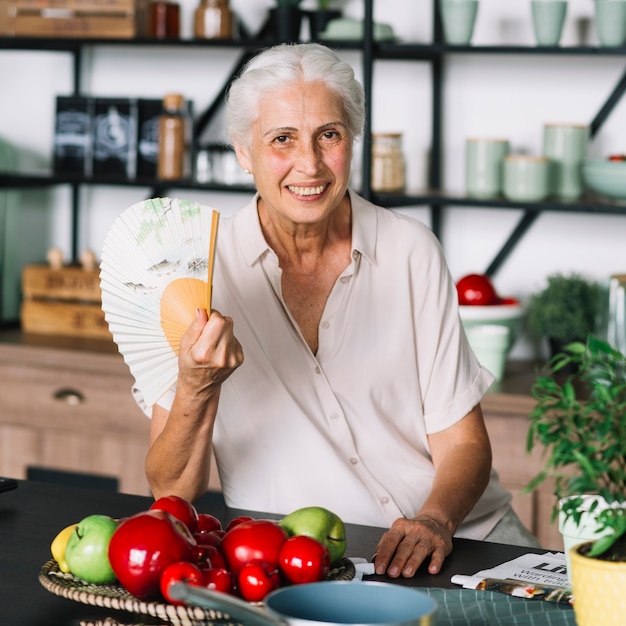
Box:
320, 130, 342, 144
273, 135, 290, 144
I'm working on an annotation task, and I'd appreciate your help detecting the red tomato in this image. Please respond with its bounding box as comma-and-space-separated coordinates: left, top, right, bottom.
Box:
160, 561, 204, 605
221, 519, 288, 572
498, 297, 520, 306
278, 535, 331, 584
225, 515, 254, 532
237, 559, 281, 602
456, 273, 499, 306
150, 495, 199, 534
203, 567, 234, 594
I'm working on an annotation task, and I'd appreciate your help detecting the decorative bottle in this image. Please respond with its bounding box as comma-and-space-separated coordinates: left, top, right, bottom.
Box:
158, 93, 187, 180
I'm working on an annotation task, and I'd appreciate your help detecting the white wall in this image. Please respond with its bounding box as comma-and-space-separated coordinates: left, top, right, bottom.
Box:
0, 0, 624, 358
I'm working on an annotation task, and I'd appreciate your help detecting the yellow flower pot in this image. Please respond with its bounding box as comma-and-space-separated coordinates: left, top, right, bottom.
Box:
570, 542, 626, 626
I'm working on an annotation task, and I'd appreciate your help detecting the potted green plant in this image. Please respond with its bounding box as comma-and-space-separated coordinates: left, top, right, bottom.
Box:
525, 335, 626, 625
269, 0, 305, 42
526, 272, 600, 358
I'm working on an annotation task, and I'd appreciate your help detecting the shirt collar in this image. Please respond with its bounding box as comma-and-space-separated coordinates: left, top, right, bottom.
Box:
233, 189, 378, 267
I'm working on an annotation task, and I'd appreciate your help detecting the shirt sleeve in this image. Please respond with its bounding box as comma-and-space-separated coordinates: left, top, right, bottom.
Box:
412, 228, 495, 433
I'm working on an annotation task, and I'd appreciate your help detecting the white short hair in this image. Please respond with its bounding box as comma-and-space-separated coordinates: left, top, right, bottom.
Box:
226, 43, 365, 149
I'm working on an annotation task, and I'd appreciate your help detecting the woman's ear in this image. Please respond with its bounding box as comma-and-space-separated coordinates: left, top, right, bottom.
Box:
234, 144, 252, 175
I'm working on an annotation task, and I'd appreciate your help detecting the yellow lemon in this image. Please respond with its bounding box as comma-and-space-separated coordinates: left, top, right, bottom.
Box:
51, 523, 78, 573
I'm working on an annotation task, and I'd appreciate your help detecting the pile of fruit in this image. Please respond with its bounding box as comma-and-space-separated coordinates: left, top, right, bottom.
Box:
50, 496, 347, 604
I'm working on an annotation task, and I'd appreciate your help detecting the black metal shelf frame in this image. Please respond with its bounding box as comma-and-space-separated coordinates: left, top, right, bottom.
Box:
366, 0, 626, 276
1, 0, 626, 272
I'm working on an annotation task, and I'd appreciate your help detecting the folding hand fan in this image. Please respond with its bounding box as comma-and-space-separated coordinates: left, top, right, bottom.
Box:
100, 197, 220, 408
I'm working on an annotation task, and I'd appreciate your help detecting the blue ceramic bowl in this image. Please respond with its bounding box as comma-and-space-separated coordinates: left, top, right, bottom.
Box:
265, 581, 438, 626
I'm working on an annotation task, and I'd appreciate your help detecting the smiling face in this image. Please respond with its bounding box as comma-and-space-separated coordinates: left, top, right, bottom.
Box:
234, 80, 353, 231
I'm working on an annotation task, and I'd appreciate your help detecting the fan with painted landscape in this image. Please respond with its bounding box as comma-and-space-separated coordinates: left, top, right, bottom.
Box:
99, 197, 220, 408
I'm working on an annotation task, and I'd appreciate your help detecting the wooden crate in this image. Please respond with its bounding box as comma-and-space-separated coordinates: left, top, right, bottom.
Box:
0, 0, 15, 35
20, 300, 112, 339
22, 265, 102, 302
14, 11, 135, 37
20, 265, 112, 340
14, 0, 136, 11
12, 0, 148, 37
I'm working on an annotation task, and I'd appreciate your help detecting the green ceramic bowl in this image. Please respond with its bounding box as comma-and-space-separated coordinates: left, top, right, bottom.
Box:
582, 158, 626, 200
459, 303, 524, 351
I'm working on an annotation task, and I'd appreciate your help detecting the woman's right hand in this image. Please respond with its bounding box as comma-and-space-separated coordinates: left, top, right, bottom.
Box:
178, 308, 244, 392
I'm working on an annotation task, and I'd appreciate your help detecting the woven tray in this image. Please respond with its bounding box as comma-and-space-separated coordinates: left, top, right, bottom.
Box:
39, 558, 356, 626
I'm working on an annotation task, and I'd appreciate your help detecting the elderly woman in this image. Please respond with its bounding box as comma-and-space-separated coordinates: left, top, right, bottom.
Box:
143, 42, 538, 579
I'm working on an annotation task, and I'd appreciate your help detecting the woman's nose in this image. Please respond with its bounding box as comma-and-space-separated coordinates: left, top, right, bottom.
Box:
295, 140, 322, 174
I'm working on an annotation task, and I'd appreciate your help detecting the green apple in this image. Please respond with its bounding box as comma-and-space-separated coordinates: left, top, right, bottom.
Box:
65, 514, 119, 584
279, 506, 347, 563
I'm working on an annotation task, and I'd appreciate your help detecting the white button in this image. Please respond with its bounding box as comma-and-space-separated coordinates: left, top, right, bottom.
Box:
352, 250, 358, 259
315, 366, 321, 374
340, 276, 349, 284
330, 413, 339, 420
349, 457, 358, 465
380, 496, 389, 504
321, 321, 330, 329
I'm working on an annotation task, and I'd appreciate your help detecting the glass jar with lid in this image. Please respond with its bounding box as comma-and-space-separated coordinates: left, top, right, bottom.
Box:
148, 0, 180, 39
371, 132, 406, 193
194, 0, 234, 39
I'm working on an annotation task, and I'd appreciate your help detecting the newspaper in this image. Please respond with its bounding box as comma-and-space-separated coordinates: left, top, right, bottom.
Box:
452, 552, 573, 605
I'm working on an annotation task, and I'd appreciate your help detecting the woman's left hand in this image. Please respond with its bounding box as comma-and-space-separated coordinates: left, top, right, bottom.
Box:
372, 515, 453, 578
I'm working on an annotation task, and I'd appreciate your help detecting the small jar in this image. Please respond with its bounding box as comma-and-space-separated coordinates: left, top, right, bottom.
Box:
148, 0, 180, 39
194, 0, 234, 40
371, 132, 406, 192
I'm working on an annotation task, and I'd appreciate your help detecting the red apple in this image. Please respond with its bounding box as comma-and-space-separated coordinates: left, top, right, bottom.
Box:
108, 510, 197, 600
194, 529, 224, 550
195, 513, 223, 535
278, 535, 331, 584
194, 542, 228, 570
204, 545, 228, 570
225, 515, 254, 532
150, 495, 199, 534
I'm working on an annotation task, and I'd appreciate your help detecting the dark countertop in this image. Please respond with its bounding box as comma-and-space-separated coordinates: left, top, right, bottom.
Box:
0, 479, 551, 626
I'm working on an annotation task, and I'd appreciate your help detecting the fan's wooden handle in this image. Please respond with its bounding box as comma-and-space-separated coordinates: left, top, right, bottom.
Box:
207, 210, 220, 311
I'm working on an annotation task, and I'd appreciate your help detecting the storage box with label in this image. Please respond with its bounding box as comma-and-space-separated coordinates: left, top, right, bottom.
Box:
92, 97, 136, 178
136, 98, 161, 179
21, 263, 112, 340
53, 95, 92, 176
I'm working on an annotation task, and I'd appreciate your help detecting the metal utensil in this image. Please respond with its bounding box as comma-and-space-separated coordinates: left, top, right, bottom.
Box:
169, 580, 438, 626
